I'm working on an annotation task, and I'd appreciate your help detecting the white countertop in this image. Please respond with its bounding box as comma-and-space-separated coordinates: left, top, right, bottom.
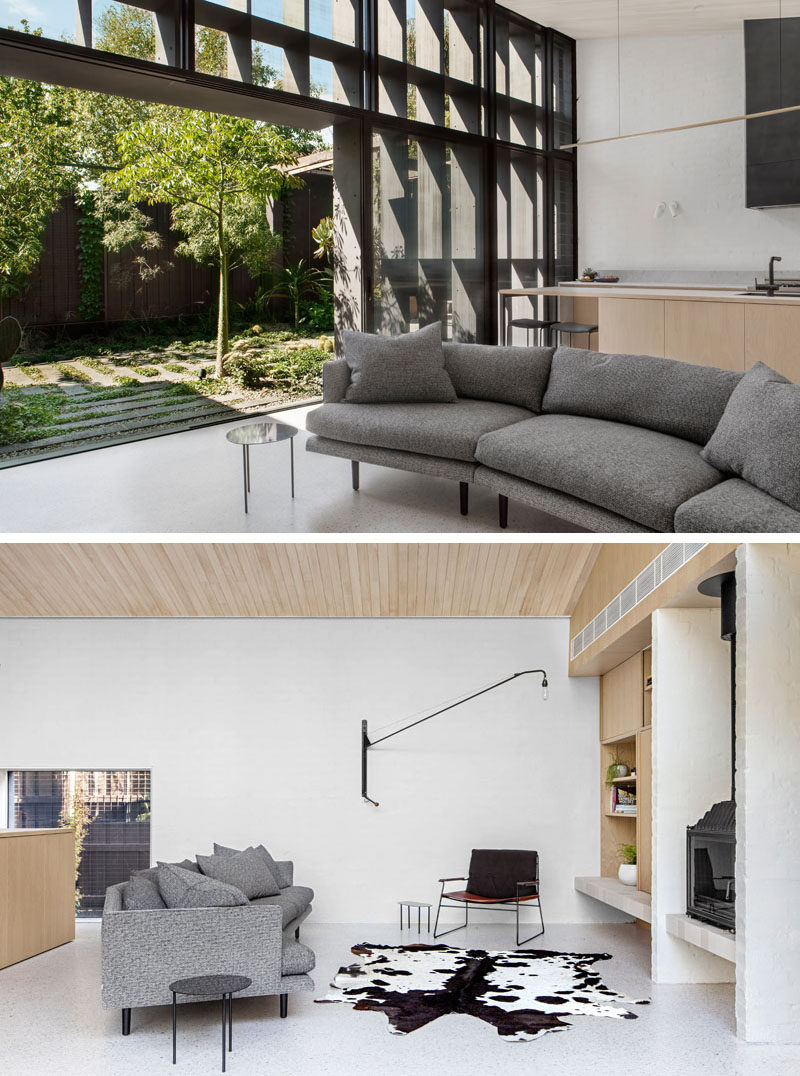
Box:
499, 284, 800, 305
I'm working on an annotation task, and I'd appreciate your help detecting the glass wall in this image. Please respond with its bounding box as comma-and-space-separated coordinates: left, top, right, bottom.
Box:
2, 2, 577, 344
377, 0, 484, 133
9, 769, 151, 917
372, 130, 484, 340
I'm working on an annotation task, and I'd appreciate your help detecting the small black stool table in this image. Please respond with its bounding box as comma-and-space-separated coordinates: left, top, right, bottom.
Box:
169, 974, 251, 1072
399, 900, 432, 934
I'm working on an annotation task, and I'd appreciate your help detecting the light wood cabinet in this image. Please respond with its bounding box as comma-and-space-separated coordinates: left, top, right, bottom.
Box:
598, 297, 665, 356
0, 829, 75, 969
636, 727, 652, 894
744, 304, 800, 382
600, 652, 644, 741
665, 300, 745, 370
570, 296, 600, 351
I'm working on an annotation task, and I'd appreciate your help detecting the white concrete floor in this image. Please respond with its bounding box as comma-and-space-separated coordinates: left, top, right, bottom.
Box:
0, 405, 586, 534
2, 920, 799, 1076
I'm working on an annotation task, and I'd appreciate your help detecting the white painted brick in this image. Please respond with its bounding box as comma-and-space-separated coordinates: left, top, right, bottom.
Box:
577, 33, 800, 271
651, 608, 735, 985
736, 544, 800, 1044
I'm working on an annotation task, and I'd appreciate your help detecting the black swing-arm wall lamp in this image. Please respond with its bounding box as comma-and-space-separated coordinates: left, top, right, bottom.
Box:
361, 669, 549, 806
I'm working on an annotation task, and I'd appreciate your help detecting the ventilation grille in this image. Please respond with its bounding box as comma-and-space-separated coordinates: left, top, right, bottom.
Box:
570, 544, 706, 660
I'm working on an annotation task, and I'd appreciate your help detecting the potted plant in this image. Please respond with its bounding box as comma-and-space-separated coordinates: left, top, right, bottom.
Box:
618, 844, 637, 886
605, 754, 630, 786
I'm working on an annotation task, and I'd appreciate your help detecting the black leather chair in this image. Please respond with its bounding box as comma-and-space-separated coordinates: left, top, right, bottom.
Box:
434, 848, 544, 946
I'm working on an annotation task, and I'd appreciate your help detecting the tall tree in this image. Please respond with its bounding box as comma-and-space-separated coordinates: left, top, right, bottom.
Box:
106, 108, 299, 374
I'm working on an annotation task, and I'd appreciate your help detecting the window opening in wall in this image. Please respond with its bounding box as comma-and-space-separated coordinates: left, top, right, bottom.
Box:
7, 769, 151, 918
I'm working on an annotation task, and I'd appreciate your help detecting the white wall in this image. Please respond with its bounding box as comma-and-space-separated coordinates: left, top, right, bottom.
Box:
577, 32, 800, 271
736, 544, 800, 1044
0, 617, 602, 924
651, 608, 735, 984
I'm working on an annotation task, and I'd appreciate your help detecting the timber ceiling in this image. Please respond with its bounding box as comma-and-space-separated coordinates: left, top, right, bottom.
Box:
0, 542, 601, 619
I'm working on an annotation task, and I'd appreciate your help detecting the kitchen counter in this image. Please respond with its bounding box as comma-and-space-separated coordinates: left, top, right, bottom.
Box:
499, 285, 800, 381
500, 284, 800, 306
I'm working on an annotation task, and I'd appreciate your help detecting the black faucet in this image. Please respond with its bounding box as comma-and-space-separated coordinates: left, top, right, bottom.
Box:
768, 255, 782, 293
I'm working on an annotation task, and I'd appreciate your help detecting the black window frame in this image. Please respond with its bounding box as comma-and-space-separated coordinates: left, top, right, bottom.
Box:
0, 0, 577, 344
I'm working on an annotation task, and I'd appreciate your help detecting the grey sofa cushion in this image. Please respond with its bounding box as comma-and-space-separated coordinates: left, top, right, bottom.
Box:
542, 347, 743, 445
342, 322, 457, 404
156, 863, 248, 909
197, 848, 280, 899
250, 893, 298, 928
122, 875, 166, 911
675, 478, 800, 533
134, 859, 199, 885
306, 398, 532, 462
280, 885, 314, 917
213, 843, 282, 891
443, 342, 554, 412
281, 939, 316, 975
476, 414, 722, 531
700, 361, 800, 511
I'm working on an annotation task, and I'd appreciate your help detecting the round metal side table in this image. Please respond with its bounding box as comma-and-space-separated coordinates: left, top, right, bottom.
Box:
226, 419, 298, 513
169, 973, 252, 1071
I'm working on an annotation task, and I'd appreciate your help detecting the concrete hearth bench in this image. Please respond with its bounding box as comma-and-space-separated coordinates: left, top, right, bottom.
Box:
306, 339, 800, 534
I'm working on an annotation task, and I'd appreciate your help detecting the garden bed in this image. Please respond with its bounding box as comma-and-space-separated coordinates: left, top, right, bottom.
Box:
0, 323, 331, 466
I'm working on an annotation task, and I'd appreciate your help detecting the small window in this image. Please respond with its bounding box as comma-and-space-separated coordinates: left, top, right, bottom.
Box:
8, 770, 151, 918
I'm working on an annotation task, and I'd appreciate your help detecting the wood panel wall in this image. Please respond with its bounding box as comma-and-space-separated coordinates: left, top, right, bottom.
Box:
0, 829, 75, 970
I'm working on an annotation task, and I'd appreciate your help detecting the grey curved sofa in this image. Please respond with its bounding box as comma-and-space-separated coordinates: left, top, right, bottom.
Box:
305, 344, 800, 533
101, 860, 314, 1033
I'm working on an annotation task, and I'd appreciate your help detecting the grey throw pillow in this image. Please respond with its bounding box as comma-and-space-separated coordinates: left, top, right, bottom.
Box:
342, 322, 457, 404
701, 361, 800, 511
123, 875, 166, 911
215, 843, 290, 890
197, 848, 280, 899
133, 858, 200, 885
443, 342, 554, 412
156, 862, 248, 909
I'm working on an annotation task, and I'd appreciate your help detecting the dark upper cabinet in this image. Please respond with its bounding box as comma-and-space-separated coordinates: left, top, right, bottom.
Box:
745, 18, 800, 208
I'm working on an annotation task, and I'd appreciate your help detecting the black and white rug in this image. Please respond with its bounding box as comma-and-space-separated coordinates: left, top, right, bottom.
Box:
317, 942, 649, 1041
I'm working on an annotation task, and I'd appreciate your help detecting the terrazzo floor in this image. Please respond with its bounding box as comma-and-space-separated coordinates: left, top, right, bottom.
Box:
0, 404, 586, 534
2, 920, 799, 1076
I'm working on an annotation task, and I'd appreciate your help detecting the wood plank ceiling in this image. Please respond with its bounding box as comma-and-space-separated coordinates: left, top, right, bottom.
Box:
0, 543, 600, 619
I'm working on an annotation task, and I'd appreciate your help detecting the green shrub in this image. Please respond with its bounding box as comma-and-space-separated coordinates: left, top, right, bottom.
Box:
226, 346, 326, 395
0, 388, 65, 445
299, 291, 334, 332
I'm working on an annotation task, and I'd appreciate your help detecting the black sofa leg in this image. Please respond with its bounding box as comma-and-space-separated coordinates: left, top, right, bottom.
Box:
351, 460, 359, 490
121, 1008, 131, 1036
295, 926, 300, 940
280, 994, 288, 1019
499, 495, 509, 529
459, 481, 469, 516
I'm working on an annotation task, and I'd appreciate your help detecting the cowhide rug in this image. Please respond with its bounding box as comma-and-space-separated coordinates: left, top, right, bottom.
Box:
316, 943, 649, 1041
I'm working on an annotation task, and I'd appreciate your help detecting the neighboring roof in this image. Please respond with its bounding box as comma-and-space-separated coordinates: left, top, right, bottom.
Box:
280, 150, 334, 176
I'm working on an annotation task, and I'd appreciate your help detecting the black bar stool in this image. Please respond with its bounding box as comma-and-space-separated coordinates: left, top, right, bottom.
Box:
506, 318, 556, 346
552, 321, 599, 348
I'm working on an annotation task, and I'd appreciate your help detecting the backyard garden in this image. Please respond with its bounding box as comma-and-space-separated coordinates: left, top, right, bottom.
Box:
0, 8, 336, 464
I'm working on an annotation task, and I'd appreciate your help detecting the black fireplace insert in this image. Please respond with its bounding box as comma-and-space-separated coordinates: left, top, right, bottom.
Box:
686, 800, 735, 932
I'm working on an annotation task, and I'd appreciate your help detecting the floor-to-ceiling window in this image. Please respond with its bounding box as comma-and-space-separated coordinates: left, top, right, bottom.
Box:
0, 1, 576, 346
7, 769, 151, 917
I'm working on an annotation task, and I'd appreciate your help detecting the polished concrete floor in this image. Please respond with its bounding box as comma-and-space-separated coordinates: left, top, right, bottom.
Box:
0, 405, 585, 534
2, 920, 798, 1076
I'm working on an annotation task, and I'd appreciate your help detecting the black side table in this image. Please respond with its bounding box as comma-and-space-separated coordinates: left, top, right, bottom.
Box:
169, 974, 252, 1072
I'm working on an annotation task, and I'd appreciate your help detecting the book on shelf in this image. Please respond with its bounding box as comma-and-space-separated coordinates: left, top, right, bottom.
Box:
610, 786, 637, 813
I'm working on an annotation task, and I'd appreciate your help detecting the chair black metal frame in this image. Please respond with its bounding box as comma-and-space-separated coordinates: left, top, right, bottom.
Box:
433, 874, 545, 947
